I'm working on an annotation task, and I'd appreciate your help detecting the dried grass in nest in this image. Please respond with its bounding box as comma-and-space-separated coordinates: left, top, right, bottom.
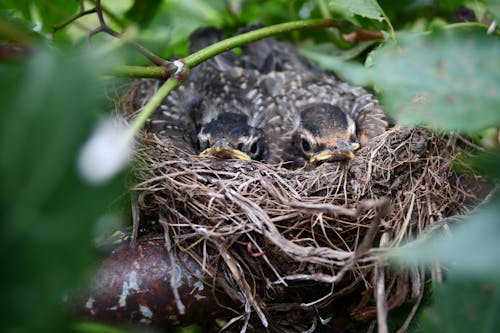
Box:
126, 101, 483, 331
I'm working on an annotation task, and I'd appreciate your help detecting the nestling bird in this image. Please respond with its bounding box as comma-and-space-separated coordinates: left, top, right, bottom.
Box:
234, 27, 388, 166
291, 103, 360, 164
144, 25, 388, 166
184, 27, 269, 161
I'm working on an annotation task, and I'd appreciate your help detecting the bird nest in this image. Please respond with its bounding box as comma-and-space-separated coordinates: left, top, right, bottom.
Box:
120, 78, 485, 331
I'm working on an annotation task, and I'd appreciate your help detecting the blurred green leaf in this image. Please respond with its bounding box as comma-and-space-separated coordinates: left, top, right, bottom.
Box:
487, 0, 500, 20
308, 28, 500, 133
124, 0, 162, 28
140, 0, 231, 59
470, 148, 500, 179
390, 199, 500, 278
413, 275, 500, 333
330, 0, 385, 21
74, 321, 129, 333
0, 47, 123, 331
37, 0, 79, 33
0, 0, 30, 19
300, 40, 376, 61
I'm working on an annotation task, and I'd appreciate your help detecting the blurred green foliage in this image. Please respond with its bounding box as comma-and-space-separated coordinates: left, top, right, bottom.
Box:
302, 27, 500, 132
0, 47, 125, 332
1, 0, 499, 332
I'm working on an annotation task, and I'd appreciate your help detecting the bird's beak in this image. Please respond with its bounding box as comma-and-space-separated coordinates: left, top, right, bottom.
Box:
199, 139, 251, 160
309, 141, 360, 164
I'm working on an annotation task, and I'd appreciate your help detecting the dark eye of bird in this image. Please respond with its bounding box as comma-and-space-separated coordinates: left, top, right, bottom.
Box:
197, 139, 208, 151
250, 140, 260, 156
301, 138, 312, 153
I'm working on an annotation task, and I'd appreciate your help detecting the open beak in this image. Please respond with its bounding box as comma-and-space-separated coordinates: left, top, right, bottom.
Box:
309, 141, 360, 164
199, 139, 251, 160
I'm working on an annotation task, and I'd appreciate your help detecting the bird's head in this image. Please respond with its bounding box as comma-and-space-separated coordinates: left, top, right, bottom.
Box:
292, 104, 360, 165
198, 112, 266, 160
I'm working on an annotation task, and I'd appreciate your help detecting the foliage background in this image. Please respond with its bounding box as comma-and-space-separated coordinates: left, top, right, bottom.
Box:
0, 0, 499, 332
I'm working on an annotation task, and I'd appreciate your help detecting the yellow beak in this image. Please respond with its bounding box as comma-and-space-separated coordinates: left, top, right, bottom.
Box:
309, 141, 359, 164
309, 150, 355, 163
199, 139, 251, 160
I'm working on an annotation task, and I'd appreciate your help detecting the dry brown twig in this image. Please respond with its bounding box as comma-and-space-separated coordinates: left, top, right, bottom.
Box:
53, 0, 170, 67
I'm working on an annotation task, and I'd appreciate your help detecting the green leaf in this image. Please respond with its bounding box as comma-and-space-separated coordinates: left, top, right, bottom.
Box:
125, 0, 162, 28
0, 0, 30, 19
299, 40, 377, 61
330, 0, 385, 21
488, 0, 500, 20
414, 275, 500, 333
312, 28, 500, 133
0, 47, 123, 331
34, 0, 79, 33
390, 199, 500, 278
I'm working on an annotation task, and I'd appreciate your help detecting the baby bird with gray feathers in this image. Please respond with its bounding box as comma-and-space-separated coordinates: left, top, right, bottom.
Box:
144, 25, 388, 168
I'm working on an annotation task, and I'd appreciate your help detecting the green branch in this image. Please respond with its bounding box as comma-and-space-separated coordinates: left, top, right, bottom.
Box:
121, 19, 340, 138
112, 19, 339, 78
126, 77, 180, 141
184, 19, 338, 68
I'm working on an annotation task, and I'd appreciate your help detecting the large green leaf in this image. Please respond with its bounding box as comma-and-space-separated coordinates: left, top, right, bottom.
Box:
413, 275, 500, 333
0, 47, 123, 331
390, 200, 500, 278
0, 0, 30, 19
34, 0, 79, 33
330, 0, 385, 21
124, 0, 162, 28
488, 0, 500, 20
308, 28, 500, 133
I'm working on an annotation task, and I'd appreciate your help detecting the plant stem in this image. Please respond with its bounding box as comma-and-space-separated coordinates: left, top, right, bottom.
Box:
112, 65, 167, 78
184, 19, 338, 68
113, 19, 339, 78
123, 19, 339, 137
126, 77, 180, 141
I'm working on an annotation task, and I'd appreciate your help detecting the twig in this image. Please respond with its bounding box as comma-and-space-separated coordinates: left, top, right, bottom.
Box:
159, 215, 186, 315
342, 29, 384, 43
88, 0, 126, 28
130, 192, 140, 245
54, 0, 168, 66
375, 233, 390, 333
52, 8, 97, 32
89, 0, 168, 66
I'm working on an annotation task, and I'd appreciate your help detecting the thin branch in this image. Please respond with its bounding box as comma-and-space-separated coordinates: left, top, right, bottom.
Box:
54, 0, 168, 66
89, 0, 168, 66
88, 0, 126, 28
52, 8, 97, 32
342, 29, 384, 43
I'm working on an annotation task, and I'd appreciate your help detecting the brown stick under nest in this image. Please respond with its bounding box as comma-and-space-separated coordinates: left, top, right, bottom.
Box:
129, 117, 484, 331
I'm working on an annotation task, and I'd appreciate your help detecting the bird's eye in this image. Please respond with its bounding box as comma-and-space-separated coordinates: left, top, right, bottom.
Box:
249, 140, 260, 156
198, 139, 209, 152
194, 140, 201, 151
301, 138, 312, 153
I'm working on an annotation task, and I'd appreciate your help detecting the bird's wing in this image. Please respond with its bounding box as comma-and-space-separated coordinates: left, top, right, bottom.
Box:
132, 79, 198, 153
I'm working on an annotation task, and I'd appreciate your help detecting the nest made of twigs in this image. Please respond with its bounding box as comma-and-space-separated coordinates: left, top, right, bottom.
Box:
120, 79, 484, 331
